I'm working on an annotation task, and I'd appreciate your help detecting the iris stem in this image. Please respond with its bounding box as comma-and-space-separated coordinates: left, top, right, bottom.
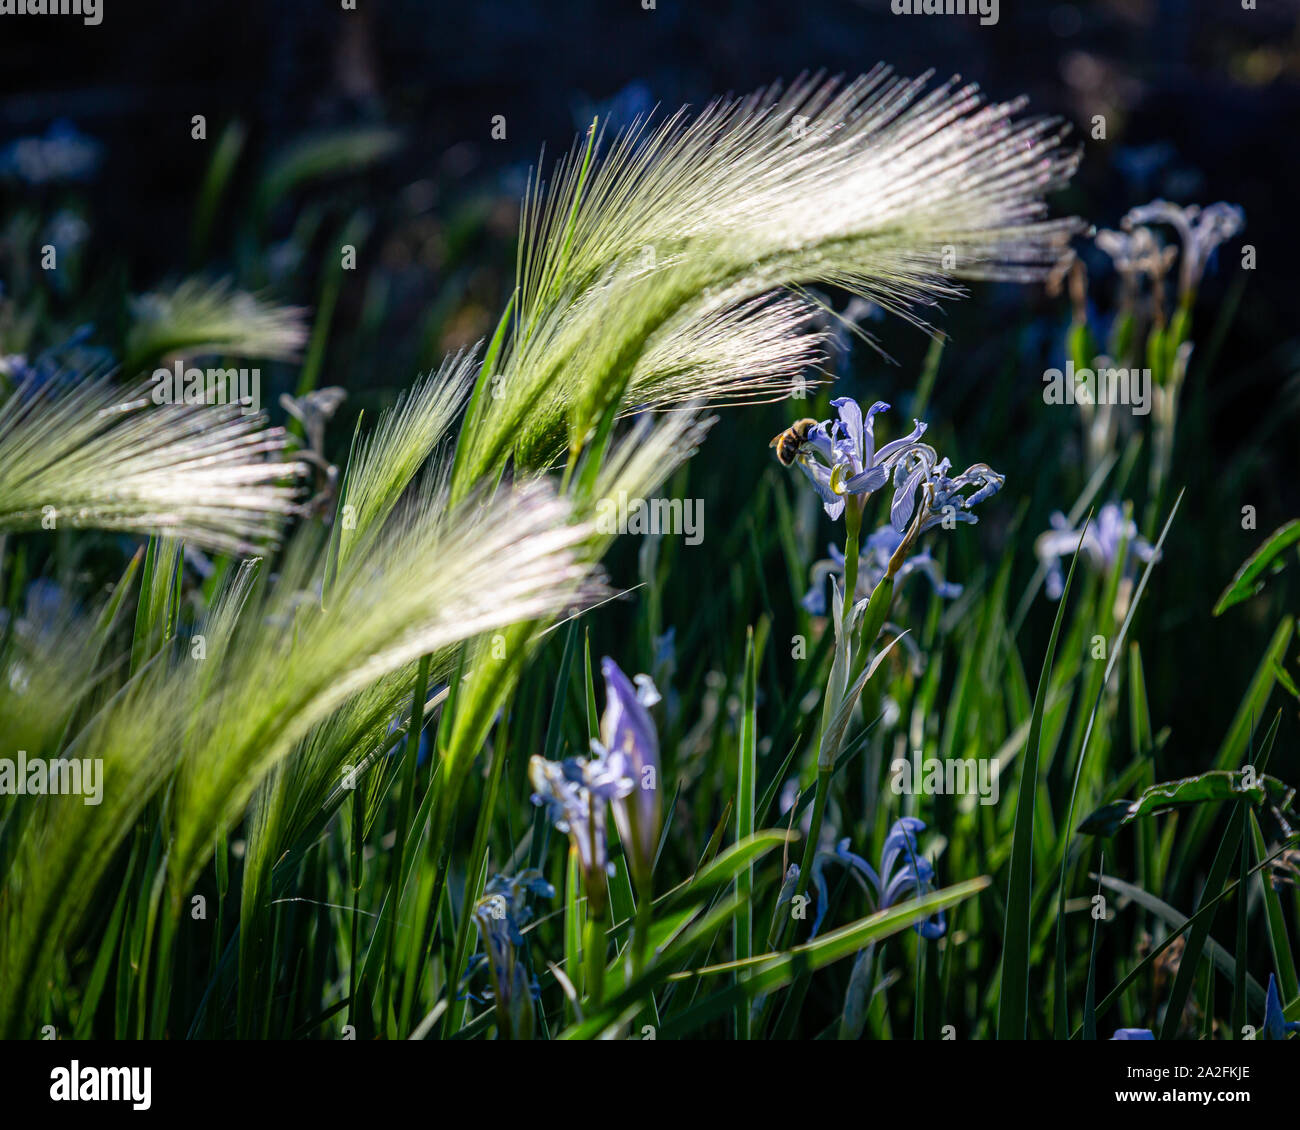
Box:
584, 911, 606, 1009
842, 495, 863, 605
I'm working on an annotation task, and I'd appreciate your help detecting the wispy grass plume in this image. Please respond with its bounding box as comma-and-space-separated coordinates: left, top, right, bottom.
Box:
0, 479, 600, 1036
124, 277, 308, 372
0, 377, 306, 553
453, 67, 1081, 491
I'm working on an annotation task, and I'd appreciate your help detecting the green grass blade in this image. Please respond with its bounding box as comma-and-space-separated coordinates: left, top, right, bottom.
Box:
998, 514, 1088, 1038
1249, 807, 1299, 1003
734, 627, 757, 1039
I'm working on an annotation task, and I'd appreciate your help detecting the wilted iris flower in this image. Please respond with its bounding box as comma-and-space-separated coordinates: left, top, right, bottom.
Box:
471, 870, 554, 1040
1095, 225, 1177, 296
889, 452, 1005, 537
802, 524, 961, 615
1263, 973, 1300, 1041
529, 749, 629, 914
778, 817, 946, 939
1122, 199, 1245, 301
593, 657, 662, 891
530, 658, 663, 909
1035, 501, 1157, 600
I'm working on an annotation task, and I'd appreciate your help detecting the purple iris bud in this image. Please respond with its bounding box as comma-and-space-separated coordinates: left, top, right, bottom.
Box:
595, 657, 662, 891
529, 751, 630, 900
1263, 973, 1300, 1040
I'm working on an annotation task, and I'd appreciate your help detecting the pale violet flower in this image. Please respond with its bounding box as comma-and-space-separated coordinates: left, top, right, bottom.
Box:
1035, 501, 1157, 600
1110, 1028, 1154, 1040
529, 749, 632, 894
793, 398, 929, 521
531, 659, 665, 904
1095, 225, 1177, 286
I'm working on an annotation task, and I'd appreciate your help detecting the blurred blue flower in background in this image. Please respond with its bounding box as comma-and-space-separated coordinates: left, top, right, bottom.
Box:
0, 119, 102, 185
470, 870, 553, 1040
571, 80, 655, 136
802, 524, 961, 615
1036, 501, 1157, 600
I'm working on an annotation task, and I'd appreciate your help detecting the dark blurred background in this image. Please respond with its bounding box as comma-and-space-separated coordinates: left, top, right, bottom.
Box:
3, 0, 1297, 304
2, 0, 1298, 754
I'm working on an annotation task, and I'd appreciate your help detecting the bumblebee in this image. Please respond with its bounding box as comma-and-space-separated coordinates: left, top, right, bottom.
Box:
769, 418, 818, 466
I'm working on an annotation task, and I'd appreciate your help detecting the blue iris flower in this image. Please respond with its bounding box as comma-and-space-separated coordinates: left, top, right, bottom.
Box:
0, 119, 102, 185
778, 817, 946, 939
786, 398, 1003, 567
530, 659, 663, 906
1, 325, 114, 394
529, 747, 633, 897
793, 398, 929, 521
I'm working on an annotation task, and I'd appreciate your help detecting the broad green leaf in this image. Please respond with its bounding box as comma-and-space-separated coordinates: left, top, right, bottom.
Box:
1213, 520, 1300, 615
1080, 770, 1296, 837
